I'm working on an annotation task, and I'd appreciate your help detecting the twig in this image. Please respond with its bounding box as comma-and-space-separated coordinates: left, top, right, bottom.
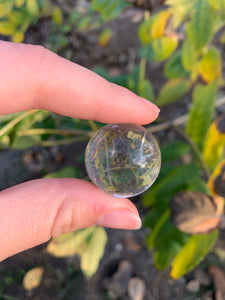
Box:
17, 128, 93, 137
40, 136, 89, 147
173, 124, 211, 179
146, 96, 225, 133
0, 110, 39, 138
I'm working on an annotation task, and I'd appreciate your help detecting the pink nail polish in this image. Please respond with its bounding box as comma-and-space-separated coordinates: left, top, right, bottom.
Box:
140, 97, 160, 114
95, 209, 142, 230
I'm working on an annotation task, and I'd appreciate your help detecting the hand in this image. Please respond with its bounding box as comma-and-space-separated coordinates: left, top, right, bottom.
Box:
0, 41, 160, 261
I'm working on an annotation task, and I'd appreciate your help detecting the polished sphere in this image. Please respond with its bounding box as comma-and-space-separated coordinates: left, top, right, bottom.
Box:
85, 123, 161, 197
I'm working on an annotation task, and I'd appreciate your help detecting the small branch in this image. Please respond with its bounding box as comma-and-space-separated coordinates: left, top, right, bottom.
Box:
173, 125, 211, 179
18, 128, 93, 137
88, 120, 98, 132
146, 96, 225, 133
0, 110, 39, 138
40, 136, 89, 147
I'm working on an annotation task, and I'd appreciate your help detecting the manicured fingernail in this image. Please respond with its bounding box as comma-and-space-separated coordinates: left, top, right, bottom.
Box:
140, 97, 160, 114
95, 209, 142, 230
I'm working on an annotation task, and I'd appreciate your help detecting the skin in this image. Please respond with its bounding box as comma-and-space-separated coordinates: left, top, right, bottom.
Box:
0, 41, 160, 262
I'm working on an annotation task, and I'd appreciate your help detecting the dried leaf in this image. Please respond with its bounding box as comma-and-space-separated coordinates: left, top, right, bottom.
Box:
23, 267, 44, 290
170, 191, 223, 234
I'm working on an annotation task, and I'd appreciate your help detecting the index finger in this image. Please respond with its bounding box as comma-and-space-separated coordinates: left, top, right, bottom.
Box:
0, 41, 159, 124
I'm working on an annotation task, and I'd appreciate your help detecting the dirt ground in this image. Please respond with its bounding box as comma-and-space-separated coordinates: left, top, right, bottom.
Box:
1, 3, 225, 300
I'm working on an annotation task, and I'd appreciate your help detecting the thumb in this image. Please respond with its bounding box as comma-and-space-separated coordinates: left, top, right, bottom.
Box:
0, 178, 141, 261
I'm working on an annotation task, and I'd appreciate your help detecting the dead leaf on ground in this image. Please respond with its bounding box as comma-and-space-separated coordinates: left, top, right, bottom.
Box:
23, 267, 44, 291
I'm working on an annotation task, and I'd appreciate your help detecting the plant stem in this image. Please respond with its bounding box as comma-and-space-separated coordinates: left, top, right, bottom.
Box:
40, 136, 89, 147
138, 10, 150, 89
0, 110, 38, 138
88, 120, 98, 132
173, 125, 211, 179
18, 128, 93, 137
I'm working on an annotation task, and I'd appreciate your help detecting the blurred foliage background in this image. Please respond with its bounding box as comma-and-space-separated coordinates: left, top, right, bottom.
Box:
0, 0, 225, 299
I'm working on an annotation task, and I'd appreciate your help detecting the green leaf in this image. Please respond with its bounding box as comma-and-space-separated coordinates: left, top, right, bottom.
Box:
143, 163, 199, 207
154, 240, 182, 270
138, 79, 155, 101
164, 50, 189, 79
181, 39, 198, 72
0, 0, 14, 18
77, 16, 91, 31
144, 207, 164, 229
26, 0, 39, 15
81, 227, 107, 278
0, 21, 16, 35
186, 81, 218, 146
91, 0, 129, 21
146, 210, 189, 270
199, 47, 222, 83
52, 7, 63, 25
8, 10, 25, 25
186, 0, 217, 52
44, 166, 79, 179
157, 79, 190, 106
12, 135, 41, 149
161, 141, 190, 162
139, 36, 178, 62
171, 230, 219, 279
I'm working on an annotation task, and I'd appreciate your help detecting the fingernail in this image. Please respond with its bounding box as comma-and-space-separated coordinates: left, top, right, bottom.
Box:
95, 209, 142, 230
140, 97, 160, 114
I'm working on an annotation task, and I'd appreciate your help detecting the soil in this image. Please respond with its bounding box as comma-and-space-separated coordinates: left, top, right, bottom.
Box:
1, 2, 225, 300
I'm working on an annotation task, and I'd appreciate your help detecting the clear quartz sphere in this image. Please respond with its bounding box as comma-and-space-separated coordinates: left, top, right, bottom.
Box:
85, 123, 161, 197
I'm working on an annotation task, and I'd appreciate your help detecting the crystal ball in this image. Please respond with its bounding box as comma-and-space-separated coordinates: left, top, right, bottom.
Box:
85, 123, 161, 197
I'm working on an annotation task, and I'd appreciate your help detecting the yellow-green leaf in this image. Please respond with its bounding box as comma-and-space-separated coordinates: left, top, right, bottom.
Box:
203, 114, 225, 167
171, 230, 218, 279
206, 0, 225, 10
81, 227, 107, 278
12, 31, 25, 43
199, 47, 222, 83
186, 0, 217, 52
139, 36, 178, 62
157, 78, 190, 106
181, 39, 198, 72
166, 0, 197, 28
138, 11, 171, 45
46, 227, 95, 257
98, 28, 112, 47
208, 159, 225, 197
23, 267, 44, 290
26, 0, 39, 15
0, 0, 14, 18
52, 6, 63, 25
15, 0, 26, 8
8, 10, 25, 25
186, 81, 218, 146
0, 21, 16, 35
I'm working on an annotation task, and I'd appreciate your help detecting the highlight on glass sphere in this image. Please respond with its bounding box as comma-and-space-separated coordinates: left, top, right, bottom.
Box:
85, 123, 161, 197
